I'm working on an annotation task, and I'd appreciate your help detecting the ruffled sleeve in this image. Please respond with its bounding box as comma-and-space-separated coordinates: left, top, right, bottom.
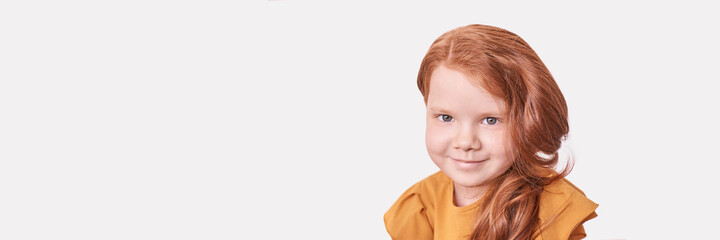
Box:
536, 178, 599, 240
383, 186, 434, 240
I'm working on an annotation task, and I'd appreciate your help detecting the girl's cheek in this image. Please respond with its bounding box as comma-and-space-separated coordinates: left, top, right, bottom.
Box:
426, 124, 452, 154
482, 130, 508, 154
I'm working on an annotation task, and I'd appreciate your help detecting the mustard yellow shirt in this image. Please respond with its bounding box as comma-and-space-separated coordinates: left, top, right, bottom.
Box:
384, 171, 598, 240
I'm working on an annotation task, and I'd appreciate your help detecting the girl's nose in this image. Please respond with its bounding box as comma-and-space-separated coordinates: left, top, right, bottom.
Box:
453, 127, 482, 151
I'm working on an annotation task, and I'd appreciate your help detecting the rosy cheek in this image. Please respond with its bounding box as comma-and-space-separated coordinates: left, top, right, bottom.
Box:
426, 125, 450, 155
481, 133, 507, 157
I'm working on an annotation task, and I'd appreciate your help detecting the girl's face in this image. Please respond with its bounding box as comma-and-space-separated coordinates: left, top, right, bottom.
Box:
425, 65, 512, 193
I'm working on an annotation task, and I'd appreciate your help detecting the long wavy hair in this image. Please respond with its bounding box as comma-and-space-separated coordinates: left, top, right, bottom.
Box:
417, 24, 572, 240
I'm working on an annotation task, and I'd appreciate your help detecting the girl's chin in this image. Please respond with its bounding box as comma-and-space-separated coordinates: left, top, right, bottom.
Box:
445, 171, 490, 189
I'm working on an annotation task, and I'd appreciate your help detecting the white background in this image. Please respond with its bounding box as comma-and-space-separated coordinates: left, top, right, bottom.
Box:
1, 1, 718, 239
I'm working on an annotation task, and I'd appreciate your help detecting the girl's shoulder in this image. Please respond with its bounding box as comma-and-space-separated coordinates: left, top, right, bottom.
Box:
536, 178, 599, 239
539, 177, 597, 214
383, 171, 449, 240
387, 171, 450, 207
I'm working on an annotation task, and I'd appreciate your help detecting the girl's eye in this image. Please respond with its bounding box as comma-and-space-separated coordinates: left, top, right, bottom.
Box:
484, 117, 498, 125
437, 114, 453, 122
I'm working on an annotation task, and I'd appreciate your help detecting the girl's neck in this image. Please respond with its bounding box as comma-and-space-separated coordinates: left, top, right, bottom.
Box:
453, 182, 488, 207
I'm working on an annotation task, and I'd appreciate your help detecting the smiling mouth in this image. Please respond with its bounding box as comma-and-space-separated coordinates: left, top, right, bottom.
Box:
450, 157, 488, 163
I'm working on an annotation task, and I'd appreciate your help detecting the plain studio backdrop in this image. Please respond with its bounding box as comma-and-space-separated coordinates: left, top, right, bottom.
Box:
1, 1, 718, 239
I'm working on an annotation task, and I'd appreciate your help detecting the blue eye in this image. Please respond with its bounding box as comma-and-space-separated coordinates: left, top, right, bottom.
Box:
484, 117, 498, 125
438, 114, 453, 122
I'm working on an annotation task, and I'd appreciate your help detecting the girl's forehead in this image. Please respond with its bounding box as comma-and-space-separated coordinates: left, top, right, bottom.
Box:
426, 92, 507, 116
428, 65, 495, 96
427, 65, 507, 113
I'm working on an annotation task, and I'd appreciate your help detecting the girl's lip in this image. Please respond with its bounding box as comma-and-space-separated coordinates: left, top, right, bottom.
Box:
451, 157, 487, 163
451, 157, 488, 170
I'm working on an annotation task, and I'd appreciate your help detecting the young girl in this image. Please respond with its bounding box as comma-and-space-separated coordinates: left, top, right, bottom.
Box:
384, 24, 598, 240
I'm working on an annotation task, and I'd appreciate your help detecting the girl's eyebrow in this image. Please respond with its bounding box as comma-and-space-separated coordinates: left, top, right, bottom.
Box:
427, 106, 450, 113
428, 105, 504, 116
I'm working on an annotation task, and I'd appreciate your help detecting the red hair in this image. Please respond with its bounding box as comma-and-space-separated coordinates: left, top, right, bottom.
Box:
417, 24, 572, 239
